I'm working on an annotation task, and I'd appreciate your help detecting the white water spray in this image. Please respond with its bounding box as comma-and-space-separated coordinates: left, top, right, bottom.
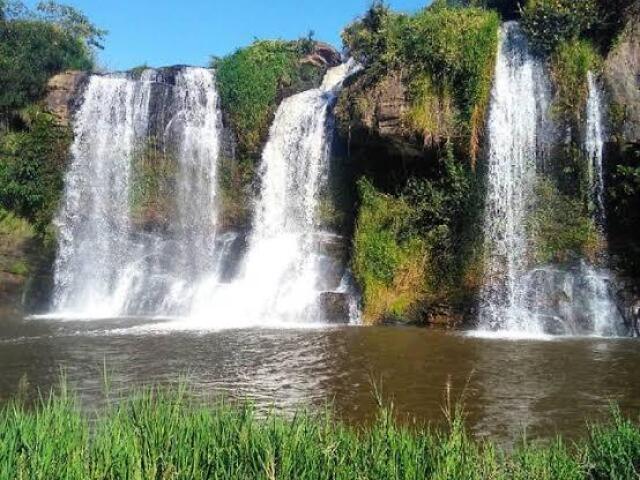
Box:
477, 24, 624, 337
52, 68, 222, 319
188, 62, 360, 327
585, 71, 606, 227
478, 22, 545, 334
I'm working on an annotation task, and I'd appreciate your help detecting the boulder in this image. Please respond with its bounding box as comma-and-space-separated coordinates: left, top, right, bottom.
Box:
44, 71, 89, 125
301, 42, 341, 69
317, 292, 351, 324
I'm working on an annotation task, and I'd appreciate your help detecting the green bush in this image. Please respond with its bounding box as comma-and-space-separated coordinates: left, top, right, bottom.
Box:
352, 150, 479, 323
522, 0, 599, 54
352, 177, 426, 322
341, 2, 406, 74
0, 206, 33, 252
401, 4, 500, 126
0, 106, 70, 235
214, 39, 324, 158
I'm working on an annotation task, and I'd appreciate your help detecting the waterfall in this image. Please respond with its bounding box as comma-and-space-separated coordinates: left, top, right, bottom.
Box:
188, 62, 360, 327
477, 24, 624, 337
585, 71, 606, 227
53, 73, 153, 317
478, 22, 545, 335
52, 67, 222, 318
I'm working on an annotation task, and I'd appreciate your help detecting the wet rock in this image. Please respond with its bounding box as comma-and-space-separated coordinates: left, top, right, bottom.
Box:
318, 292, 351, 324
216, 230, 248, 283
314, 233, 349, 291
425, 304, 464, 328
44, 71, 89, 125
542, 316, 571, 336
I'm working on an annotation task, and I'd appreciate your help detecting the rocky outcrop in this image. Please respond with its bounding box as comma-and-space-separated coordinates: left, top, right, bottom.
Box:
43, 71, 89, 126
605, 10, 640, 144
301, 42, 341, 69
335, 71, 427, 160
317, 292, 351, 324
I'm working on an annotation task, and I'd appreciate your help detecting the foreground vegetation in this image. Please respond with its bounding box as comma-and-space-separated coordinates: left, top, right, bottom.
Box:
0, 385, 639, 479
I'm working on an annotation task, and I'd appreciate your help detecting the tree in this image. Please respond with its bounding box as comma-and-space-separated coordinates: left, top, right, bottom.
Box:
35, 1, 106, 50
0, 1, 102, 114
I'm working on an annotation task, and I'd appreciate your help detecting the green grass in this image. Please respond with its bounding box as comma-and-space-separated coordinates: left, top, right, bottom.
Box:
0, 384, 639, 479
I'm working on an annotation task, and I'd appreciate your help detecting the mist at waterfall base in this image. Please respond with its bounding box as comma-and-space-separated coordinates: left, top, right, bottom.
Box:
39, 63, 360, 330
475, 23, 624, 339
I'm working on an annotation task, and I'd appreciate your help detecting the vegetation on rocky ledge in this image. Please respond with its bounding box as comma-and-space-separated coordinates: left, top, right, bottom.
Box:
339, 1, 498, 324
338, 0, 640, 325
212, 37, 334, 228
213, 38, 326, 159
341, 1, 500, 160
0, 106, 70, 238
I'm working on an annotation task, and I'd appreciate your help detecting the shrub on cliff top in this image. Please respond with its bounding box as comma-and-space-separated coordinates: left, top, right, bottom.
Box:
342, 3, 499, 158
214, 39, 324, 158
401, 4, 500, 138
522, 0, 598, 54
550, 39, 601, 119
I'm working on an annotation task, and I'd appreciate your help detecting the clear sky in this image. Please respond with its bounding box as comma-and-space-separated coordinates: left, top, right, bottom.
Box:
25, 0, 430, 70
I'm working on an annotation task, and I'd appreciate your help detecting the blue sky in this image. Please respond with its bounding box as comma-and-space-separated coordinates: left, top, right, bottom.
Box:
26, 0, 429, 70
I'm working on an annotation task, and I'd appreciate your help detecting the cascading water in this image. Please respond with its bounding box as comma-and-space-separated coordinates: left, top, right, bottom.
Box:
477, 24, 624, 337
478, 22, 544, 335
51, 67, 223, 318
188, 62, 360, 327
585, 71, 606, 227
53, 73, 153, 317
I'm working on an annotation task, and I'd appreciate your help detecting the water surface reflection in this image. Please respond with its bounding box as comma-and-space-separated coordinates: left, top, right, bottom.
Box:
0, 317, 638, 445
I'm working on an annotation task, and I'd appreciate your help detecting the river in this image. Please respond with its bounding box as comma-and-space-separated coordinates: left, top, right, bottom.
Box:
0, 314, 638, 446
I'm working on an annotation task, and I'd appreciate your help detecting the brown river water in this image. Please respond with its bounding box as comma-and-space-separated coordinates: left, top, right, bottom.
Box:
0, 314, 639, 446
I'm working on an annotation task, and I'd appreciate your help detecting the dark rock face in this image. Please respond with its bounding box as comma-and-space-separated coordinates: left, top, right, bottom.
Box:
335, 70, 424, 159
44, 71, 89, 125
605, 12, 640, 144
317, 292, 351, 324
425, 304, 464, 329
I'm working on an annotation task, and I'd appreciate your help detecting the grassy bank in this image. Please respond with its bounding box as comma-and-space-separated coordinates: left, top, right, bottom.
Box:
1, 386, 639, 479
